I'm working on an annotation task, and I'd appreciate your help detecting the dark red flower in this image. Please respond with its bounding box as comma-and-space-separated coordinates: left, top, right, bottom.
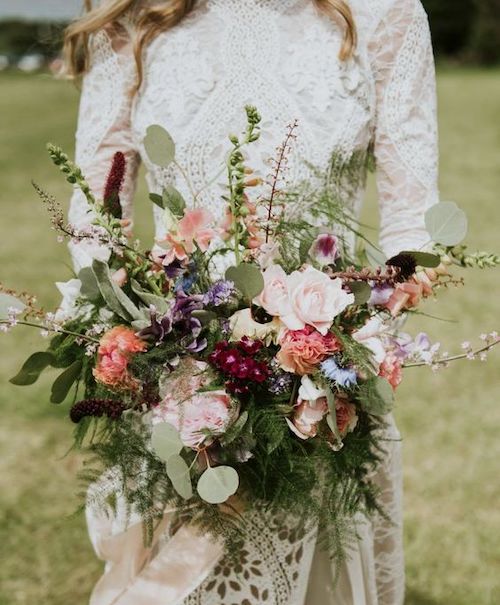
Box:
103, 151, 126, 219
238, 336, 264, 355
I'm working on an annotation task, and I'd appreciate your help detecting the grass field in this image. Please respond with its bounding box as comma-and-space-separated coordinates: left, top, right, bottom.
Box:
0, 69, 499, 605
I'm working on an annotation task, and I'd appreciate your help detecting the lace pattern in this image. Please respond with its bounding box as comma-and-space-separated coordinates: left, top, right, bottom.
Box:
70, 1, 439, 602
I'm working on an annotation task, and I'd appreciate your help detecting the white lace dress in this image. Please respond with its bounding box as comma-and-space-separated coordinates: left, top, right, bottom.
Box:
69, 1, 439, 603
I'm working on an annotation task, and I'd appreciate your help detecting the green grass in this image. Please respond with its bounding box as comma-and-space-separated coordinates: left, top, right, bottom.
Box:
0, 69, 499, 604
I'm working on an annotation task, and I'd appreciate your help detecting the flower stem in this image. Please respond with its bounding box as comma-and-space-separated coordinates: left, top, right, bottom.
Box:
403, 339, 500, 368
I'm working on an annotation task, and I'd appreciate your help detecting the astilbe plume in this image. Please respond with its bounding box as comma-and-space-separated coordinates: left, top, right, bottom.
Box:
103, 152, 126, 219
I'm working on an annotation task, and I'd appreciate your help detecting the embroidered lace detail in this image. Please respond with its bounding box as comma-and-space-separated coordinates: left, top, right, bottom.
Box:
71, 1, 440, 602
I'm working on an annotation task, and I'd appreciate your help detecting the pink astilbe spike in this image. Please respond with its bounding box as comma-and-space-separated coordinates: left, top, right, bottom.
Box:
103, 151, 126, 219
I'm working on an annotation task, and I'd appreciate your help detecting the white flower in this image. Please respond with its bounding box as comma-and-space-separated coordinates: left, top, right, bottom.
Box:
298, 376, 327, 402
352, 316, 387, 371
54, 279, 83, 322
228, 308, 282, 344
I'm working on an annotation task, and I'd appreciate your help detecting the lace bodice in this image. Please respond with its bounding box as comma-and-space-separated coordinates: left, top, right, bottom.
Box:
69, 0, 439, 271
75, 2, 438, 604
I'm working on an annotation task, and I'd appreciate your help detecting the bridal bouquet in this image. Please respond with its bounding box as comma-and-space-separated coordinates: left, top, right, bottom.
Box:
1, 107, 498, 558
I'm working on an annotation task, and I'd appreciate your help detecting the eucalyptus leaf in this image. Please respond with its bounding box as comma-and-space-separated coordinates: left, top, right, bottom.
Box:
347, 281, 372, 305
149, 193, 164, 209
221, 411, 249, 446
144, 125, 176, 168
0, 293, 25, 320
78, 267, 102, 302
197, 466, 239, 504
166, 454, 193, 500
425, 201, 468, 246
50, 359, 83, 404
397, 251, 442, 268
92, 260, 143, 321
151, 422, 183, 462
163, 185, 186, 218
10, 351, 56, 386
225, 263, 264, 301
130, 280, 171, 315
358, 377, 394, 415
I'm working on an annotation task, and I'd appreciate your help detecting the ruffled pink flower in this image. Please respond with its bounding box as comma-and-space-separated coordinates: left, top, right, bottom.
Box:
286, 396, 329, 440
277, 326, 341, 375
153, 359, 233, 448
93, 326, 146, 390
160, 208, 218, 265
385, 282, 424, 317
379, 353, 403, 389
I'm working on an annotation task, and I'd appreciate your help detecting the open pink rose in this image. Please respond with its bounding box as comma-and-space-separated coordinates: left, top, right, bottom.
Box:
283, 266, 355, 335
335, 393, 358, 435
286, 396, 329, 440
153, 359, 234, 449
93, 326, 146, 390
277, 325, 341, 375
255, 264, 292, 318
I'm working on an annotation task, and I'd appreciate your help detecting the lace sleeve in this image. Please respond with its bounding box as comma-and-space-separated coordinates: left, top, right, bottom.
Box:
68, 25, 140, 272
369, 0, 439, 259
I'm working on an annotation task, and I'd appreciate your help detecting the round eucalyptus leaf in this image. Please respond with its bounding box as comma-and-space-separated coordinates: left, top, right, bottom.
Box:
375, 377, 394, 409
347, 281, 372, 305
425, 201, 468, 246
197, 466, 239, 504
151, 422, 183, 462
166, 454, 193, 500
144, 125, 176, 168
225, 263, 264, 301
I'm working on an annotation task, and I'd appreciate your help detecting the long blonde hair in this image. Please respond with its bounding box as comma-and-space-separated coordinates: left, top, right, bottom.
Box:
64, 0, 357, 89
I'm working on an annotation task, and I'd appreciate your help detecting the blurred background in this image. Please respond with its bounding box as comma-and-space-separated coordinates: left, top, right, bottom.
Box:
0, 1, 499, 604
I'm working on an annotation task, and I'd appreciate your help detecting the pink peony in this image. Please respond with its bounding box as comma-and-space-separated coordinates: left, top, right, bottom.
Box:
283, 266, 355, 335
277, 325, 341, 375
286, 396, 329, 440
335, 393, 358, 435
153, 359, 234, 449
93, 326, 146, 390
160, 208, 218, 265
379, 353, 403, 390
309, 233, 339, 266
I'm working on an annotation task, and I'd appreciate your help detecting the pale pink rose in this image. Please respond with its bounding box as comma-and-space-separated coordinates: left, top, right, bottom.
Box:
255, 264, 292, 318
283, 266, 355, 335
309, 233, 340, 266
335, 393, 358, 435
153, 359, 234, 449
93, 326, 146, 390
286, 396, 329, 440
277, 325, 341, 375
379, 353, 403, 389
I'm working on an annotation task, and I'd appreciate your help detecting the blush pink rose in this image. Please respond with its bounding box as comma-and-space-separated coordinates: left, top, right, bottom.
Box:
255, 264, 292, 318
153, 359, 234, 449
335, 394, 358, 435
286, 396, 329, 440
277, 325, 341, 375
283, 266, 355, 335
93, 326, 146, 390
379, 353, 403, 390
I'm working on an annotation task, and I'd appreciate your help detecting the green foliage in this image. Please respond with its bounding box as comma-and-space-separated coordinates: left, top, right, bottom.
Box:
425, 201, 468, 246
9, 351, 55, 386
197, 466, 239, 504
50, 359, 83, 404
225, 263, 264, 301
143, 125, 176, 168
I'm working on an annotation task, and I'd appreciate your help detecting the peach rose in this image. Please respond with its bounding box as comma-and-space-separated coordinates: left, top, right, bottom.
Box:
283, 266, 354, 335
286, 396, 329, 440
277, 325, 341, 375
93, 326, 146, 390
385, 282, 424, 317
153, 359, 233, 448
335, 393, 358, 435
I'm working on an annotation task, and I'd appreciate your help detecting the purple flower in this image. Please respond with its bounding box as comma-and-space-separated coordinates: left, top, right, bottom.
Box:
268, 371, 294, 395
163, 258, 188, 279
309, 233, 340, 266
320, 357, 357, 388
138, 306, 173, 342
204, 280, 235, 307
368, 284, 394, 306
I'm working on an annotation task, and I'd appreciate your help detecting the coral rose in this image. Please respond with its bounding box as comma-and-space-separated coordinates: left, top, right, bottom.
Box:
379, 353, 403, 389
277, 326, 341, 375
93, 326, 146, 390
335, 393, 358, 435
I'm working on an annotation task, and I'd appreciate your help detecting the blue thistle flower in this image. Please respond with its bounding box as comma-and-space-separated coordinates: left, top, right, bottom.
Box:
320, 357, 357, 388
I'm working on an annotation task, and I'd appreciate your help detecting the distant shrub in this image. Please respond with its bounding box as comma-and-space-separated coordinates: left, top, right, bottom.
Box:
469, 0, 500, 64
422, 0, 477, 56
0, 20, 67, 60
